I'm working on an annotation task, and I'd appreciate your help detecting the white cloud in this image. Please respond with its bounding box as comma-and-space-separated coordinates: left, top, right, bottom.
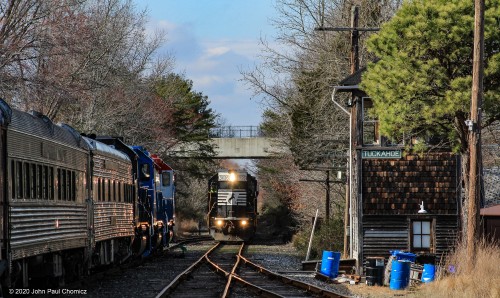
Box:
206, 46, 230, 57
193, 75, 225, 87
142, 18, 269, 126
202, 39, 260, 60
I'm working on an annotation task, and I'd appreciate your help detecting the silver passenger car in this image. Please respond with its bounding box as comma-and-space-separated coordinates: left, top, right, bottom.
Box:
83, 137, 135, 266
1, 100, 90, 287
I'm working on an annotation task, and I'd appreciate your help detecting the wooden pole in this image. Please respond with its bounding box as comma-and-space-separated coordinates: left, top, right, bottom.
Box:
350, 6, 359, 74
467, 0, 484, 267
345, 4, 359, 259
326, 170, 330, 221
343, 171, 349, 258
306, 209, 319, 261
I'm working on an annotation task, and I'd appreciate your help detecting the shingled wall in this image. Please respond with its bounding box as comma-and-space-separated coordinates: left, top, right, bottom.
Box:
362, 152, 460, 215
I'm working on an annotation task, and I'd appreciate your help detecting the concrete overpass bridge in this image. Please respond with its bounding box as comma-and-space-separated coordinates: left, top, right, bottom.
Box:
170, 126, 287, 159
208, 126, 287, 159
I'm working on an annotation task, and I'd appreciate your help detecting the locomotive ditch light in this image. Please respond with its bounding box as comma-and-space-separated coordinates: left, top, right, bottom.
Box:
241, 220, 247, 226
216, 220, 224, 226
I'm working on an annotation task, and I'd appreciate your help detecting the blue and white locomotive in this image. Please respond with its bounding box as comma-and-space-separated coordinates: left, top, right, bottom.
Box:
0, 99, 176, 292
151, 154, 176, 245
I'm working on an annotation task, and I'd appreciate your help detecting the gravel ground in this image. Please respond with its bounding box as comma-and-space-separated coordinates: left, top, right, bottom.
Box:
245, 243, 415, 298
53, 242, 216, 298
245, 243, 357, 297
58, 235, 413, 298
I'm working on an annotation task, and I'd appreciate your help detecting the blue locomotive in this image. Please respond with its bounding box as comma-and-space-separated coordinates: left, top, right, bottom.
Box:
0, 99, 176, 292
151, 154, 176, 245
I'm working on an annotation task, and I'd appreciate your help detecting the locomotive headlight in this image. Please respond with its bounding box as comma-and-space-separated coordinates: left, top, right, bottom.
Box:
216, 220, 223, 226
229, 173, 236, 182
241, 220, 247, 226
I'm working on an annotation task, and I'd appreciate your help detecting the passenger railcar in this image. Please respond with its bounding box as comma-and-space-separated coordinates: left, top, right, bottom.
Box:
82, 137, 135, 266
94, 136, 146, 256
208, 170, 258, 241
0, 99, 179, 292
0, 102, 90, 288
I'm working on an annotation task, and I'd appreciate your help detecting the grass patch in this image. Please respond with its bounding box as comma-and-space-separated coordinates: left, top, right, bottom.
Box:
292, 217, 344, 259
414, 240, 500, 298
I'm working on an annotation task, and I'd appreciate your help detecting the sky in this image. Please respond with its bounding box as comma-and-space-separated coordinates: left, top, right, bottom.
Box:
135, 0, 278, 126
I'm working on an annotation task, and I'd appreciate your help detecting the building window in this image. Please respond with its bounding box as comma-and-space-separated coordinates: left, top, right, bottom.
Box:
412, 220, 432, 251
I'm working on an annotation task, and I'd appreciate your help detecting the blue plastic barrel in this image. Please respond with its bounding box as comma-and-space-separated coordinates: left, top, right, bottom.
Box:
421, 264, 436, 283
320, 251, 341, 278
390, 260, 411, 290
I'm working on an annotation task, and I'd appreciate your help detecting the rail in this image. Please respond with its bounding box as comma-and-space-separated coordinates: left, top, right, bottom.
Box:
209, 126, 265, 138
158, 241, 349, 298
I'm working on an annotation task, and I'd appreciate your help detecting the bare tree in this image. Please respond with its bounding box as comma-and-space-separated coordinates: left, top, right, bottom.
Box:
0, 0, 173, 130
242, 0, 400, 169
243, 0, 401, 232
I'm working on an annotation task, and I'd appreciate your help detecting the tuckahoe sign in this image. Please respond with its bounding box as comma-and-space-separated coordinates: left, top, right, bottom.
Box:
362, 149, 402, 159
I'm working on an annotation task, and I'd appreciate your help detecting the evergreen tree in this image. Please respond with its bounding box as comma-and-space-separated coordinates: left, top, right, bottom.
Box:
153, 73, 218, 176
361, 0, 500, 237
362, 0, 500, 148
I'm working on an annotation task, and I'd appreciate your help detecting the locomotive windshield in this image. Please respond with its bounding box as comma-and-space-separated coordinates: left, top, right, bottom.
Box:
218, 181, 246, 189
162, 172, 171, 186
140, 164, 150, 180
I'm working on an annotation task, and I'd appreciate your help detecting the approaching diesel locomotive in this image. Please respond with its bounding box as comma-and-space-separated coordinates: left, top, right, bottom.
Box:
207, 170, 258, 241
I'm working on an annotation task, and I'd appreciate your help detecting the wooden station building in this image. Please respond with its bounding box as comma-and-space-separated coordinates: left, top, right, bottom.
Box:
335, 68, 461, 271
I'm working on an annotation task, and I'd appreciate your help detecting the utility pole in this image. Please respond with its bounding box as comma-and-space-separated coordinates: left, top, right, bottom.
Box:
350, 5, 359, 74
348, 4, 359, 260
315, 5, 379, 259
467, 0, 485, 267
300, 170, 342, 221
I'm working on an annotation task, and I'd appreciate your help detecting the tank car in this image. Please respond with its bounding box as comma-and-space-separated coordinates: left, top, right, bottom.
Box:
207, 170, 258, 241
0, 100, 90, 289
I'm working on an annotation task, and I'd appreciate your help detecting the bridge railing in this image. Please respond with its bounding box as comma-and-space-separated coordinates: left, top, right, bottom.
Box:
209, 126, 264, 138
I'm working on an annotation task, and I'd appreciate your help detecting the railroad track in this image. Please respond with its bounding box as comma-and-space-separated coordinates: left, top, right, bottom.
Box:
156, 242, 349, 298
156, 242, 238, 297
34, 236, 215, 298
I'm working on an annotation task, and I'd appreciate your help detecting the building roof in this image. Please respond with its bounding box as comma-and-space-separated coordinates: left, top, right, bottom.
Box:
481, 204, 500, 216
338, 66, 366, 86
